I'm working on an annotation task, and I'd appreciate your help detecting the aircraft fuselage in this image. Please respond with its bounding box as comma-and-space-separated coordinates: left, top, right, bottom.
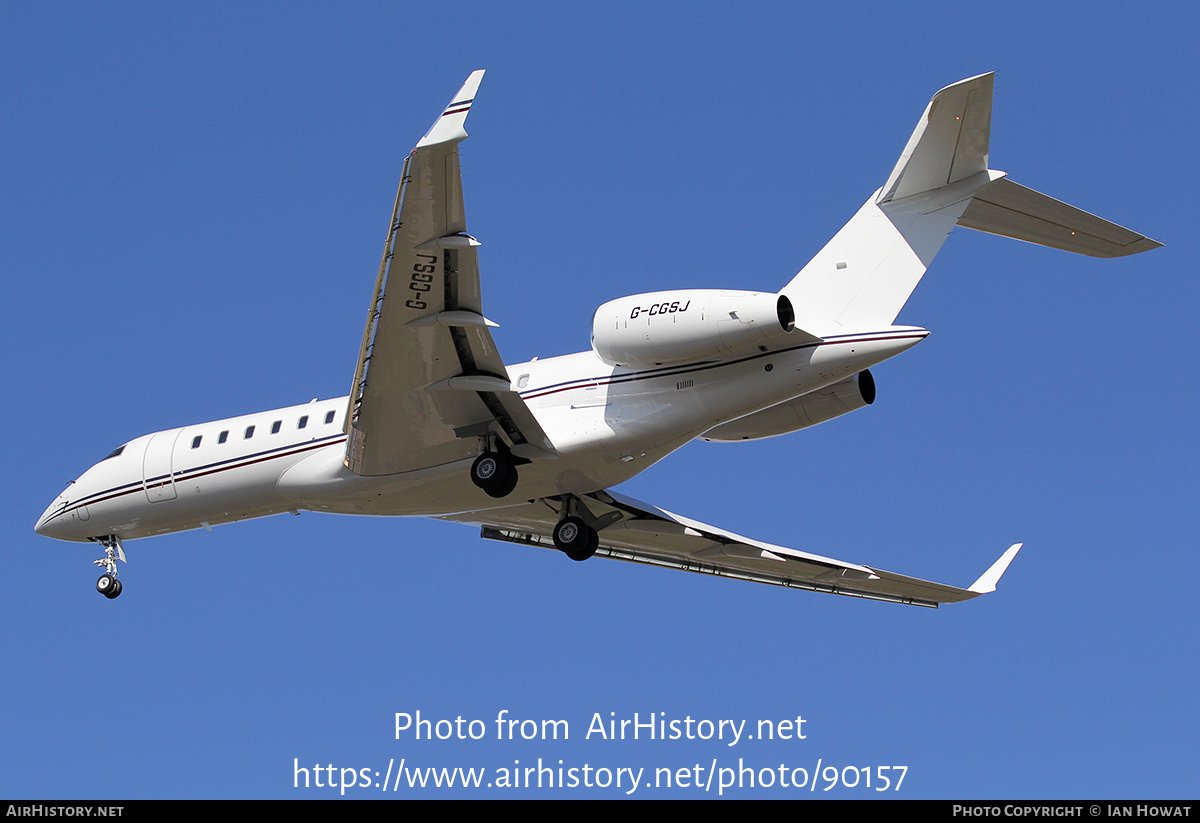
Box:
35, 328, 924, 543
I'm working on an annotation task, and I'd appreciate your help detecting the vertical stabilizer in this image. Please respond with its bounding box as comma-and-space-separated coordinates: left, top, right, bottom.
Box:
782, 74, 998, 334
781, 72, 1160, 334
878, 72, 994, 203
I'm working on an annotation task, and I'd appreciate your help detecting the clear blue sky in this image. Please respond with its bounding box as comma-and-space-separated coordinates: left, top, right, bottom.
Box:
3, 1, 1196, 799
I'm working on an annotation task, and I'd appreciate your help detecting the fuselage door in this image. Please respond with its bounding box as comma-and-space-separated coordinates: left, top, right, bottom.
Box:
143, 430, 180, 503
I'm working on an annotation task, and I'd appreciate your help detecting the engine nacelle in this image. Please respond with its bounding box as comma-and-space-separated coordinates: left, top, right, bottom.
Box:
591, 289, 795, 368
701, 370, 875, 442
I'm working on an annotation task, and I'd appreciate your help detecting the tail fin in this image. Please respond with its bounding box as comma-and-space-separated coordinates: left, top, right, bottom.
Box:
782, 73, 1160, 334
878, 71, 995, 202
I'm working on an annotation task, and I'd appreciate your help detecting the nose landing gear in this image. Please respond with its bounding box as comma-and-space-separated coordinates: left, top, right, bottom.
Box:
96, 573, 122, 599
92, 535, 125, 599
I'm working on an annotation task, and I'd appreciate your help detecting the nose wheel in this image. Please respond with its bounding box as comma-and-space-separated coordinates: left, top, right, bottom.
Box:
96, 573, 122, 599
92, 535, 126, 599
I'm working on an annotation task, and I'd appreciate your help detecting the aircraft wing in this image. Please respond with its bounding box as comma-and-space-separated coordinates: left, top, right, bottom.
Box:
439, 490, 1022, 608
344, 71, 555, 476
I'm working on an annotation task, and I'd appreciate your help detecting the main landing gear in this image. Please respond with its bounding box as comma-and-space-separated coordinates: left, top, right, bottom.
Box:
545, 494, 622, 562
93, 535, 125, 599
553, 516, 599, 562
470, 451, 518, 498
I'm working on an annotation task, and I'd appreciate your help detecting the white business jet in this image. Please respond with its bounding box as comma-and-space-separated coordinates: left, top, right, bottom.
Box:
36, 71, 1160, 606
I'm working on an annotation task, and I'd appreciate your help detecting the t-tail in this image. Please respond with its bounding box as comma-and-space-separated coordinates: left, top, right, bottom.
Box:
780, 72, 1161, 336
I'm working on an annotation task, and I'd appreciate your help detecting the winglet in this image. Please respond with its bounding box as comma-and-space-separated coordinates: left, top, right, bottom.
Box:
416, 70, 485, 149
968, 542, 1023, 594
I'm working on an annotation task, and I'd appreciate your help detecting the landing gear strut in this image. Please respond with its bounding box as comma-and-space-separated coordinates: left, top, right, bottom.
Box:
93, 535, 125, 599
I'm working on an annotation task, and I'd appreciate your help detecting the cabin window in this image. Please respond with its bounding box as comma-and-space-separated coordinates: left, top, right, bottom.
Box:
191, 436, 202, 449
101, 445, 125, 461
271, 420, 282, 434
298, 415, 308, 429
218, 430, 229, 444
244, 425, 255, 439
517, 374, 530, 389
324, 410, 335, 425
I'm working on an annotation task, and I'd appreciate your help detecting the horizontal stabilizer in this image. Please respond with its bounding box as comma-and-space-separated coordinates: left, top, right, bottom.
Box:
958, 177, 1162, 257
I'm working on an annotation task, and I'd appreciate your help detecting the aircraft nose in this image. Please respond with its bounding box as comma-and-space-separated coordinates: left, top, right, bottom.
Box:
35, 496, 68, 538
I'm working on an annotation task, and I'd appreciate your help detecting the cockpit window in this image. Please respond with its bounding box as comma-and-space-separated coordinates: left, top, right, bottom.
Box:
101, 445, 126, 461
